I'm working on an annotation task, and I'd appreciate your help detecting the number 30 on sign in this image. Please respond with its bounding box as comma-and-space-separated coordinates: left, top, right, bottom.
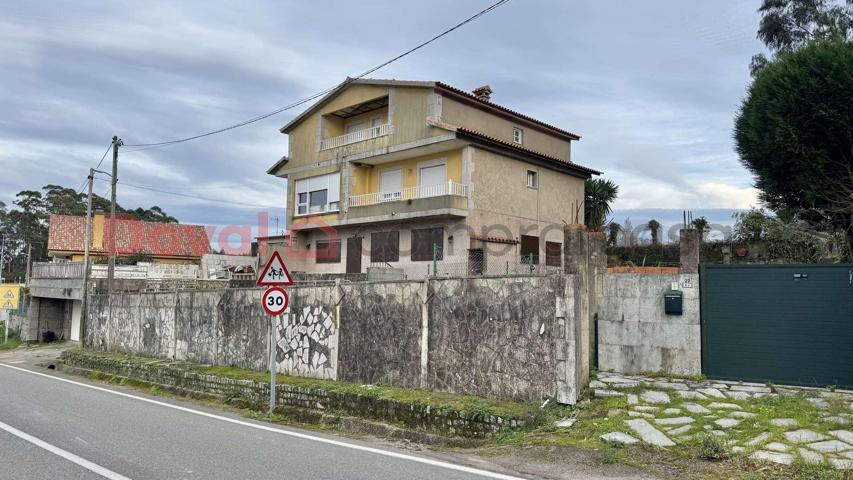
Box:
261, 287, 289, 316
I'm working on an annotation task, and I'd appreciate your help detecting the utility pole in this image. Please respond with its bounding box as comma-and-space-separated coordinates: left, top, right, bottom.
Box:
1, 236, 7, 344
107, 136, 122, 330
80, 168, 95, 348
24, 242, 32, 286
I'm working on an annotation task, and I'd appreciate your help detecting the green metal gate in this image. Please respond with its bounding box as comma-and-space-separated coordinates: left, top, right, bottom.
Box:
701, 264, 853, 389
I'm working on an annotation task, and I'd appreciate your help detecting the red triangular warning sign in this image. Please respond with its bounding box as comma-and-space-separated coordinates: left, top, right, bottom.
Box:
2, 300, 12, 308
3, 291, 13, 298
257, 251, 293, 286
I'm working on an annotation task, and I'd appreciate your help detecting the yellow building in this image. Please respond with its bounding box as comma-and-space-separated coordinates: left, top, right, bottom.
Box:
267, 79, 599, 277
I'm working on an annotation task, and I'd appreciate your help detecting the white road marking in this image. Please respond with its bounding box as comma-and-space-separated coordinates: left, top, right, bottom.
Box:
0, 363, 527, 480
0, 419, 132, 480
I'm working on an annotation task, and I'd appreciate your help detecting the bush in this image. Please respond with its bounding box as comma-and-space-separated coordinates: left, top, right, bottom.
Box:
697, 433, 729, 461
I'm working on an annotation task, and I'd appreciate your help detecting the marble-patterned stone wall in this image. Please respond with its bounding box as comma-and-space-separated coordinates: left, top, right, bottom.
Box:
86, 274, 577, 401
428, 275, 565, 401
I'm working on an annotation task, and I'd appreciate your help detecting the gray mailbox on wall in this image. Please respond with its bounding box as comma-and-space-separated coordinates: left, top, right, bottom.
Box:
664, 289, 683, 315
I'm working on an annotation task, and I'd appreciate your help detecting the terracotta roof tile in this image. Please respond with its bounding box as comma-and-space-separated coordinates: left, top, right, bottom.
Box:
435, 82, 581, 140
48, 214, 210, 258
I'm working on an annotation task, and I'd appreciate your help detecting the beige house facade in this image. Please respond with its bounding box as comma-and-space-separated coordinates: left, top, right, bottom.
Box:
267, 79, 599, 277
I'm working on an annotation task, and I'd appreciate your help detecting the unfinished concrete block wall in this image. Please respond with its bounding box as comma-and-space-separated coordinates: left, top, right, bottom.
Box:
85, 274, 581, 403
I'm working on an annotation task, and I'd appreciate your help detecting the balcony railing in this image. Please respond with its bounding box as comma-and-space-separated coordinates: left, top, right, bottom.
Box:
349, 181, 468, 208
320, 123, 393, 150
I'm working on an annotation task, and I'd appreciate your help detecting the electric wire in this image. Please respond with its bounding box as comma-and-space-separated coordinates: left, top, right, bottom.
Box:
121, 0, 511, 151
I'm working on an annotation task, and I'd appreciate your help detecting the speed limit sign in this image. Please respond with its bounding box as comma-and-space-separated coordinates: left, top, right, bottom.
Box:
261, 286, 289, 316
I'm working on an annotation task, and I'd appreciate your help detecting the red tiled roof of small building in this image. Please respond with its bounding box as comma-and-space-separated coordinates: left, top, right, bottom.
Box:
48, 214, 211, 258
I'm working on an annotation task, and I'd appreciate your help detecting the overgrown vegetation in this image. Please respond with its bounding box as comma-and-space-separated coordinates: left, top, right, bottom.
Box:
0, 321, 21, 351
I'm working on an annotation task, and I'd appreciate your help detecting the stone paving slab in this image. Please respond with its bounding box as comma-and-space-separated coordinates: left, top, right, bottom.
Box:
830, 459, 852, 470
668, 425, 692, 436
625, 419, 675, 447
764, 442, 790, 452
769, 418, 798, 428
595, 389, 623, 398
730, 411, 757, 419
626, 394, 638, 405
784, 429, 827, 443
745, 432, 771, 446
714, 418, 740, 428
662, 408, 681, 415
600, 432, 639, 445
697, 388, 726, 398
830, 430, 853, 444
656, 416, 694, 426
675, 390, 707, 400
751, 450, 794, 465
682, 403, 710, 414
708, 402, 742, 410
641, 391, 671, 404
807, 440, 853, 453
798, 448, 823, 465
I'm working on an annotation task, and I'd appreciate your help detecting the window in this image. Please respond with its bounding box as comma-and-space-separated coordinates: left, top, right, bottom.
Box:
295, 172, 340, 215
345, 121, 365, 134
526, 170, 538, 188
520, 234, 539, 264
315, 240, 341, 264
371, 231, 400, 263
379, 168, 403, 202
513, 128, 523, 144
411, 228, 444, 261
545, 241, 562, 267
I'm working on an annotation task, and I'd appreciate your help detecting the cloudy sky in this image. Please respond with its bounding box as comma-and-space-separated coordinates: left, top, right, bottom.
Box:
1, 1, 766, 247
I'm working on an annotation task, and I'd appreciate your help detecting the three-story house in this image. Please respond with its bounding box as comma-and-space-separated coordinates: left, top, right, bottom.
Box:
267, 79, 599, 277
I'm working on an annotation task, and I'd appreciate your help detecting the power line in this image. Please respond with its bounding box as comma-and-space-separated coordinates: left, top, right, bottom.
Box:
94, 178, 281, 209
76, 143, 114, 193
122, 0, 511, 151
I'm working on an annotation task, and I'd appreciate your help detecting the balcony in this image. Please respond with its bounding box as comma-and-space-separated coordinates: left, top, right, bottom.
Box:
320, 124, 393, 151
346, 181, 468, 222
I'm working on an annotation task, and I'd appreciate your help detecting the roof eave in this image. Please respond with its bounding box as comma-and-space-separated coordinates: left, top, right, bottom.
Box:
455, 129, 600, 178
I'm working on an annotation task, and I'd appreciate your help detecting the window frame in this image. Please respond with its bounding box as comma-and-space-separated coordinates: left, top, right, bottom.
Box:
315, 239, 342, 264
545, 241, 562, 267
526, 170, 538, 189
294, 172, 341, 217
520, 234, 539, 265
370, 231, 400, 263
513, 127, 524, 144
411, 227, 444, 261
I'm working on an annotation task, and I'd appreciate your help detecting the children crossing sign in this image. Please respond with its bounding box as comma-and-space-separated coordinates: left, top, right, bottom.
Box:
0, 285, 20, 310
256, 251, 293, 287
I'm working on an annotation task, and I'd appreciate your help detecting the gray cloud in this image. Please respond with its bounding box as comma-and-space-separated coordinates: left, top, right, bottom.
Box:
1, 0, 766, 247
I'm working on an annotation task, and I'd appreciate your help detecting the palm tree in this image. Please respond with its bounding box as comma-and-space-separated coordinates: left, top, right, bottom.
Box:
692, 216, 710, 241
607, 222, 621, 247
584, 179, 619, 231
647, 219, 661, 245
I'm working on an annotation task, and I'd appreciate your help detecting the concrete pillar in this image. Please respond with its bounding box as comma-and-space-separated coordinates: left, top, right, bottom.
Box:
679, 229, 700, 274
563, 224, 590, 395
587, 232, 606, 370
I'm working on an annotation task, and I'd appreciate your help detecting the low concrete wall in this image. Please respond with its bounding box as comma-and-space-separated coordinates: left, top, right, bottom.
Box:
85, 275, 580, 403
597, 273, 700, 375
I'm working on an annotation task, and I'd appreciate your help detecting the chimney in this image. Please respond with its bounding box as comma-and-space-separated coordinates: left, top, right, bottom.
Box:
472, 85, 492, 102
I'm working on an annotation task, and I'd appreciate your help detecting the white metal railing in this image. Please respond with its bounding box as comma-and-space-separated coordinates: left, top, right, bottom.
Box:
348, 181, 468, 208
320, 124, 393, 150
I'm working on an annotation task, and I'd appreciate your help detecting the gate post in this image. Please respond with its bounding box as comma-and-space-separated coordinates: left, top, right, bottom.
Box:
679, 229, 700, 274
563, 224, 590, 395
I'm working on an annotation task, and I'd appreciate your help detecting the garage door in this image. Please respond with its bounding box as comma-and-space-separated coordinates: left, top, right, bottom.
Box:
701, 264, 853, 389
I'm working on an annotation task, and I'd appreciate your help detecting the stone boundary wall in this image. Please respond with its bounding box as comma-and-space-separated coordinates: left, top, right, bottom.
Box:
85, 274, 580, 403
60, 350, 520, 437
597, 273, 701, 375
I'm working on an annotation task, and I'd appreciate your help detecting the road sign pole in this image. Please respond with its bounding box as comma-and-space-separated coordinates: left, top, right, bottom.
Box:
269, 314, 277, 414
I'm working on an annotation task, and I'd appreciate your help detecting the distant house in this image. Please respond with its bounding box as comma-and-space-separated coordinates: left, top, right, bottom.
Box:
255, 233, 291, 271
47, 212, 210, 264
24, 213, 211, 344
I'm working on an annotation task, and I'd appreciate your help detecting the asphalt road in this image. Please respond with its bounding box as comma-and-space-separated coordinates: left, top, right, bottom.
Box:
0, 361, 527, 480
